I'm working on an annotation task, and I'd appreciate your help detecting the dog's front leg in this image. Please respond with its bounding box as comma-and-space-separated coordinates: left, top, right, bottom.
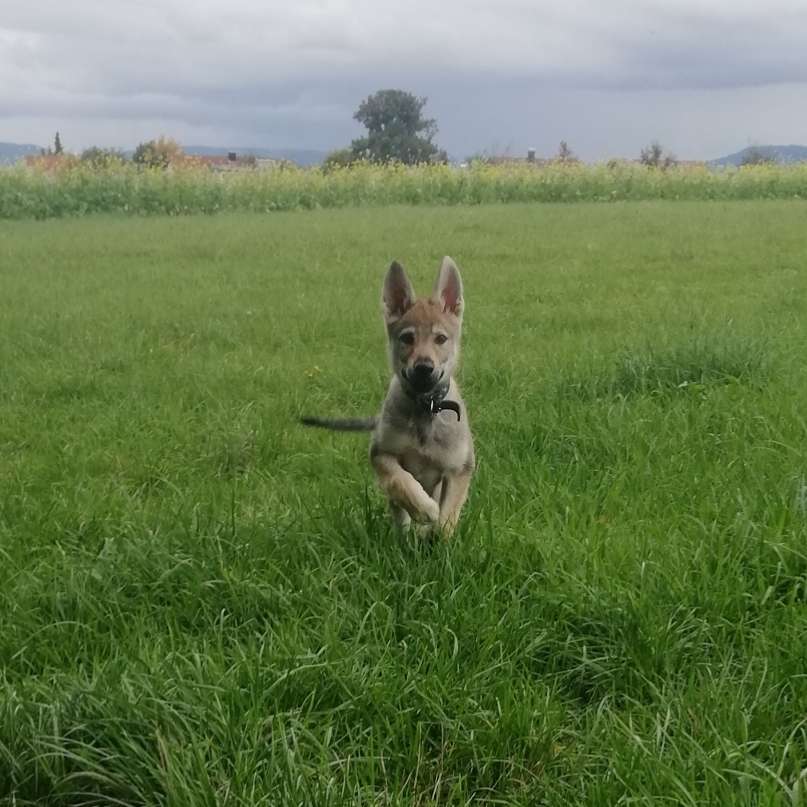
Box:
438, 470, 473, 536
371, 453, 440, 525
389, 504, 412, 530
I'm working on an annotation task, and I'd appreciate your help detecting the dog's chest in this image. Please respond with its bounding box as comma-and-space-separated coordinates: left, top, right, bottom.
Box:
387, 415, 465, 475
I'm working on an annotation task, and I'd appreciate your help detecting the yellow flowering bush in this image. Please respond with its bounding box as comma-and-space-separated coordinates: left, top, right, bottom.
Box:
1, 159, 805, 219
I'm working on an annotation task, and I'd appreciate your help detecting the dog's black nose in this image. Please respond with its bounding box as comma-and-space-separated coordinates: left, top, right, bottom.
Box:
408, 360, 436, 391
413, 360, 434, 378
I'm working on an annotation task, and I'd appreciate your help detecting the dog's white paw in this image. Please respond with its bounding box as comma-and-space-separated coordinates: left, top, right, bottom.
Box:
413, 522, 436, 540
418, 499, 440, 524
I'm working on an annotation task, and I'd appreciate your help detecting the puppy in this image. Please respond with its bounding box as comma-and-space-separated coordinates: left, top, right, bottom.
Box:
302, 257, 474, 535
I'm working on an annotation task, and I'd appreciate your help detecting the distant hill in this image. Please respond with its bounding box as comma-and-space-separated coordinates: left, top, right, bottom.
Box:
182, 145, 328, 166
0, 142, 328, 167
0, 142, 43, 165
710, 144, 807, 167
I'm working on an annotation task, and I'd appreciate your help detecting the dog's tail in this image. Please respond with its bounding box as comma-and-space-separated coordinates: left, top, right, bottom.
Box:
300, 415, 377, 432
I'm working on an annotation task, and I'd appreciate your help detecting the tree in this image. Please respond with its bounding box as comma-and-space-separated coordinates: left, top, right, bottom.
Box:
350, 89, 447, 165
557, 140, 576, 162
740, 147, 776, 166
132, 136, 184, 169
639, 141, 676, 169
54, 131, 63, 154
80, 146, 126, 168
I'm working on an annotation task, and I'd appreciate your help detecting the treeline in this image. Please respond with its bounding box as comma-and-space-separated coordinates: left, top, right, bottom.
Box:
35, 135, 202, 169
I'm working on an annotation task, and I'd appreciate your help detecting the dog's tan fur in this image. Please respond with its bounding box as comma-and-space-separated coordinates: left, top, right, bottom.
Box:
302, 257, 474, 536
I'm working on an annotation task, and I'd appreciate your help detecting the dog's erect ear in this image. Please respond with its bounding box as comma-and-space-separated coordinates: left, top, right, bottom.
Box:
432, 256, 464, 318
382, 261, 416, 324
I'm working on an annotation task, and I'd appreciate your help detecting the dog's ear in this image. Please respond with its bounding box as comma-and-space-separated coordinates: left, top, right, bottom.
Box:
432, 256, 464, 318
382, 261, 416, 324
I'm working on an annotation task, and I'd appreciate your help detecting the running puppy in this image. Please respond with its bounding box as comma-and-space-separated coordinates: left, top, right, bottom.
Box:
302, 257, 474, 535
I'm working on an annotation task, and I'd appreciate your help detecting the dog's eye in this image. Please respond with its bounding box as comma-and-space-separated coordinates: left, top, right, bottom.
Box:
399, 332, 415, 346
435, 334, 448, 345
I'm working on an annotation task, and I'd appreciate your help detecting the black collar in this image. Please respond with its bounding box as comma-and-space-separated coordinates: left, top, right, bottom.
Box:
410, 377, 461, 421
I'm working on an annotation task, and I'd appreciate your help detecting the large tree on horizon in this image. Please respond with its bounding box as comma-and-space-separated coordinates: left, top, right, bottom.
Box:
350, 89, 447, 165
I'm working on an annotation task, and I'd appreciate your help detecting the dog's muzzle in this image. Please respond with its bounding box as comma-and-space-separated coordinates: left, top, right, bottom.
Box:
404, 361, 441, 393
401, 369, 461, 421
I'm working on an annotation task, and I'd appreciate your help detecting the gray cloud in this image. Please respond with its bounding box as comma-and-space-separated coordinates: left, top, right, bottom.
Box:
2, 0, 806, 158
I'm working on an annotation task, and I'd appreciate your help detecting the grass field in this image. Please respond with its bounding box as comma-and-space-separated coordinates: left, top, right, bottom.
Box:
2, 201, 807, 805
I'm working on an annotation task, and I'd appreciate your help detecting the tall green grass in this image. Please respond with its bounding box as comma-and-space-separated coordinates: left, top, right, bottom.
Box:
1, 201, 807, 804
2, 160, 807, 220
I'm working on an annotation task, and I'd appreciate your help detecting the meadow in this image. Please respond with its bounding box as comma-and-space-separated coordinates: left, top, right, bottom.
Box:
2, 160, 807, 219
1, 200, 807, 805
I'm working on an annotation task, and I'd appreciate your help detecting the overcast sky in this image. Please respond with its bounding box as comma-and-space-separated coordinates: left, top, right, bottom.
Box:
2, 0, 806, 160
